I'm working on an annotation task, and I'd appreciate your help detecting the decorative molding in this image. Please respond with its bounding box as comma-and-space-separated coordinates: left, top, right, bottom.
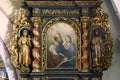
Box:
42, 77, 80, 80
42, 9, 79, 15
26, 1, 103, 6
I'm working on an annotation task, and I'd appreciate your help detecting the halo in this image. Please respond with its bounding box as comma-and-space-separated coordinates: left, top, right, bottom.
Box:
19, 27, 30, 37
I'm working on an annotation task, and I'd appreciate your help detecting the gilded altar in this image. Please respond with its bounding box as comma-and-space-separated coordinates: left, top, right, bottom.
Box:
9, 0, 113, 80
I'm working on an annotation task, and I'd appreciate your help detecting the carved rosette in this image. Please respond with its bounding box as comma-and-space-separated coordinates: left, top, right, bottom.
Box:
31, 17, 41, 72
81, 17, 89, 72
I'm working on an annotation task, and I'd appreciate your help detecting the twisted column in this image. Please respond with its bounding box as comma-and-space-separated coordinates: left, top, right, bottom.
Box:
81, 17, 89, 72
32, 18, 41, 72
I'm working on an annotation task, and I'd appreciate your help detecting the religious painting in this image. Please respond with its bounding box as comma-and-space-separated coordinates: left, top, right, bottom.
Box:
42, 17, 81, 71
47, 22, 77, 69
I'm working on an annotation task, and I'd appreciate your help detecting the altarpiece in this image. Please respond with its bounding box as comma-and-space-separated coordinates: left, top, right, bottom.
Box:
9, 0, 113, 80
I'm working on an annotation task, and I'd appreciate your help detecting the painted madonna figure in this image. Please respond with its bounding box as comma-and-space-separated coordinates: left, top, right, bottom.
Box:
63, 35, 75, 55
63, 35, 76, 66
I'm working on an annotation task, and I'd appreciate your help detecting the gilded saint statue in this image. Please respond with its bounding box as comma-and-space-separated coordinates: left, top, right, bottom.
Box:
18, 29, 31, 73
92, 30, 104, 67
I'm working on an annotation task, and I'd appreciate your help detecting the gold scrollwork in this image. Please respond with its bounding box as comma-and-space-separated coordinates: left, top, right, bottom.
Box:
90, 7, 113, 72
42, 17, 81, 71
9, 8, 32, 73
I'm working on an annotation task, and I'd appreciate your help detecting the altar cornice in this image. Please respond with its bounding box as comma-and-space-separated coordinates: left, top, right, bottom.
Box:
25, 1, 103, 6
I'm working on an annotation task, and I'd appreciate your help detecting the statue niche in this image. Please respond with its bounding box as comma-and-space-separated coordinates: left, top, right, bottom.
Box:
18, 28, 32, 73
90, 7, 113, 73
91, 28, 105, 68
9, 8, 33, 73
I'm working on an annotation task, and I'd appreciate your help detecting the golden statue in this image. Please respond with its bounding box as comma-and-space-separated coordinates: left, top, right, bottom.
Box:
18, 29, 31, 73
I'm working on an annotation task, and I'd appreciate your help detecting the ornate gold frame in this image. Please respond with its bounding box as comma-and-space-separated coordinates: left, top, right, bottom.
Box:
42, 17, 81, 71
42, 77, 80, 80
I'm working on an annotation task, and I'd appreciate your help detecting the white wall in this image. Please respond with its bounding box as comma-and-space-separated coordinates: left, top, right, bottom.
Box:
101, 1, 120, 80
